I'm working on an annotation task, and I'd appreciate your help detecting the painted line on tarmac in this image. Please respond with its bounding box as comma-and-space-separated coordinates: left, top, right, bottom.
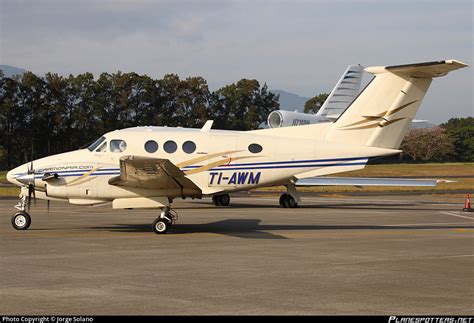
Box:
240, 197, 461, 207
385, 221, 474, 227
439, 211, 474, 220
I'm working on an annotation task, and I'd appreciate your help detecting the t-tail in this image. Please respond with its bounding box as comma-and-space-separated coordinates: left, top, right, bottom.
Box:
325, 60, 468, 149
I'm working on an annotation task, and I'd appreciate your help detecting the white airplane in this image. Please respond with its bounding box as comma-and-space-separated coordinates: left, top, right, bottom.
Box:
6, 59, 467, 234
267, 64, 364, 128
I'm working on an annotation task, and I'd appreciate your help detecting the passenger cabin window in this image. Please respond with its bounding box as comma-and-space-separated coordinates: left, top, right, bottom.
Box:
87, 136, 105, 151
164, 140, 177, 153
248, 143, 263, 154
145, 140, 158, 153
182, 141, 196, 154
110, 140, 127, 153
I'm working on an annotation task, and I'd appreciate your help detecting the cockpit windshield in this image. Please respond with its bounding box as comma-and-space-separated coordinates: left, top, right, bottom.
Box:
87, 136, 105, 152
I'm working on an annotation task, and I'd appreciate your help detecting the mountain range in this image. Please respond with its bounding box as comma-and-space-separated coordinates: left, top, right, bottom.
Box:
270, 90, 309, 112
0, 65, 26, 78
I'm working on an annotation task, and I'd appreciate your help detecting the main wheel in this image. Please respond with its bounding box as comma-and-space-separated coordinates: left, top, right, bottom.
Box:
218, 194, 230, 206
279, 194, 298, 208
279, 194, 288, 208
286, 195, 298, 208
12, 211, 31, 230
212, 195, 221, 206
213, 194, 230, 206
152, 218, 170, 234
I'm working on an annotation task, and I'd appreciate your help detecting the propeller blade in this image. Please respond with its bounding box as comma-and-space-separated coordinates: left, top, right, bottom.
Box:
32, 186, 36, 207
47, 200, 50, 214
27, 184, 32, 212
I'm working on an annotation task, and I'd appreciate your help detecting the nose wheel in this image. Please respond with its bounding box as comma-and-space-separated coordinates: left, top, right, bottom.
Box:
12, 211, 31, 230
152, 218, 171, 234
152, 208, 178, 234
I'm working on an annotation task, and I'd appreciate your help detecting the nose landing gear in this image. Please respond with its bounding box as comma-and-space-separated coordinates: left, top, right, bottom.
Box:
12, 195, 32, 230
12, 211, 31, 230
152, 207, 178, 234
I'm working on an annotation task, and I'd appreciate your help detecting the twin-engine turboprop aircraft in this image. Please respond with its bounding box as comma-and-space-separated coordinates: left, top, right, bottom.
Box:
6, 59, 467, 234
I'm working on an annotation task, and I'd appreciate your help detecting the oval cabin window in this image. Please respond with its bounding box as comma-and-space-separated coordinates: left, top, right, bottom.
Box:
164, 140, 177, 153
182, 141, 196, 154
248, 143, 263, 154
144, 140, 158, 153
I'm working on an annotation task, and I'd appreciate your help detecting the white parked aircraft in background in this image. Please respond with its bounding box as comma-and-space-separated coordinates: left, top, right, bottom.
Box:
267, 65, 435, 130
7, 60, 467, 234
267, 64, 364, 128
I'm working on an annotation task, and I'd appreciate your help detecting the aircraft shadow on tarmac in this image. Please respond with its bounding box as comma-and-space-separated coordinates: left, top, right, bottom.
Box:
180, 201, 459, 212
88, 219, 474, 240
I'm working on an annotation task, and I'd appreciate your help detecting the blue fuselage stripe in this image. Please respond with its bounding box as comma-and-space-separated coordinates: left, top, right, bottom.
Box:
207, 162, 367, 171
24, 157, 368, 178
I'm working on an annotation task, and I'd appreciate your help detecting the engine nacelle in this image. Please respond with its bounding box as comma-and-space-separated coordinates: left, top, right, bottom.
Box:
267, 110, 323, 128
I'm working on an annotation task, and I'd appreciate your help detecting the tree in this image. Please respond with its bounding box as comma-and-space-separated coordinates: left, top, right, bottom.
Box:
304, 93, 329, 114
441, 117, 474, 161
400, 127, 455, 161
0, 70, 281, 168
211, 79, 279, 130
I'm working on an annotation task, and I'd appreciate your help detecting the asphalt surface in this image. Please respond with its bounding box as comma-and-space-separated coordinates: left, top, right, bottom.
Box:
1, 194, 473, 315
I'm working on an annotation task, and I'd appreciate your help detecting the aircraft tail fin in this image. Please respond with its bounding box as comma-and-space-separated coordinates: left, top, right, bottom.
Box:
325, 60, 467, 149
316, 64, 364, 118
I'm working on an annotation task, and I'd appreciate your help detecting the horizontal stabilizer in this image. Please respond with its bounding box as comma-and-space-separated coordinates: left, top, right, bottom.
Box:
295, 177, 451, 187
365, 60, 468, 78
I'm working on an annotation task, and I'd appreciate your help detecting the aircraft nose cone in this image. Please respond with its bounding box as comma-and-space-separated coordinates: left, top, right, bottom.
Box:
6, 169, 17, 185
6, 167, 29, 186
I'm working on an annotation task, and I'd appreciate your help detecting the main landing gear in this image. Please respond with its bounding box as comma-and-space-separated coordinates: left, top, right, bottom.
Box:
279, 184, 301, 208
279, 193, 298, 208
152, 207, 178, 234
212, 194, 230, 206
12, 195, 32, 230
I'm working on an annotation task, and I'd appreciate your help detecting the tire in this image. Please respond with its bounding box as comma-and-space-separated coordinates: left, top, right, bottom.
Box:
287, 195, 298, 208
279, 194, 288, 208
152, 218, 170, 234
219, 194, 230, 206
12, 211, 31, 230
212, 195, 221, 206
213, 194, 230, 206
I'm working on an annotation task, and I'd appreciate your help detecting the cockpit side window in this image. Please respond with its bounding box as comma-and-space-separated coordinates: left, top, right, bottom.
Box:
110, 139, 127, 153
87, 136, 105, 151
96, 141, 107, 152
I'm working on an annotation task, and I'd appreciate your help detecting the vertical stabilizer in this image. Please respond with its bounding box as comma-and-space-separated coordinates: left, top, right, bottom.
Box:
325, 60, 467, 149
316, 64, 364, 118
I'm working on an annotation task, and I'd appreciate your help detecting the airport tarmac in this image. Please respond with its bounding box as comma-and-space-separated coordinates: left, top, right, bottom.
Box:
0, 194, 473, 315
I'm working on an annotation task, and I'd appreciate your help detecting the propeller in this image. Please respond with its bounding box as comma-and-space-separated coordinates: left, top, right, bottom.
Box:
26, 147, 36, 211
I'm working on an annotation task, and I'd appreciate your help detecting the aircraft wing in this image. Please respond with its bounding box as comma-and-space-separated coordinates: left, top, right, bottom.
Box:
295, 177, 448, 187
108, 155, 201, 192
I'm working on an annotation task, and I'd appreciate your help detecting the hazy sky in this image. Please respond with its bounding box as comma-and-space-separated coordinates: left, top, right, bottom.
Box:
1, 0, 472, 123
